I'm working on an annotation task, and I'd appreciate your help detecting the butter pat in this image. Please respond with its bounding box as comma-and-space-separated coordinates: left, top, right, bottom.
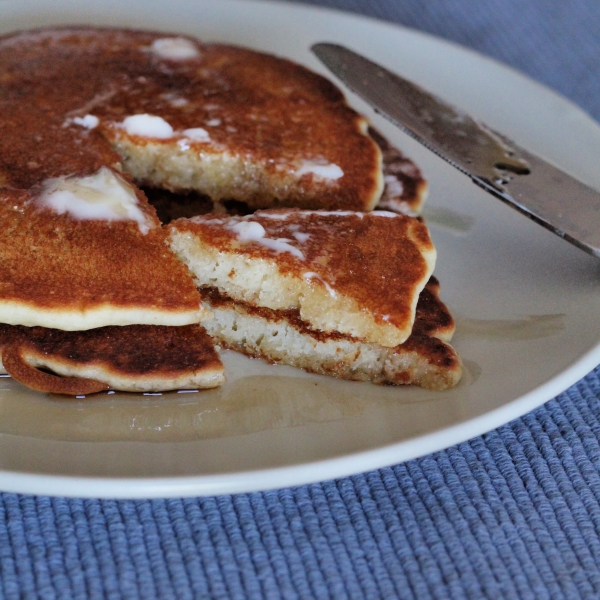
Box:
182, 127, 211, 142
72, 114, 99, 129
121, 114, 174, 139
150, 37, 201, 60
38, 167, 154, 234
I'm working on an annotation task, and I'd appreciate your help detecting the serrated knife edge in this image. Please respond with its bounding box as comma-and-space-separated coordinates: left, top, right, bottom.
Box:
312, 42, 600, 258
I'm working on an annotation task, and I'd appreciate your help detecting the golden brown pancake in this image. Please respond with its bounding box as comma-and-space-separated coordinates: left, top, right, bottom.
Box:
199, 278, 461, 391
413, 276, 455, 341
0, 323, 224, 395
0, 26, 383, 211
168, 209, 437, 347
0, 177, 208, 330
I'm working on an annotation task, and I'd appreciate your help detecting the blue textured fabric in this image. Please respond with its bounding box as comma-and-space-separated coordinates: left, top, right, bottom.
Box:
1, 1, 600, 598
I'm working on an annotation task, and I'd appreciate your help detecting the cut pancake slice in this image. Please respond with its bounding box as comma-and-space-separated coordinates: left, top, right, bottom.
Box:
168, 209, 437, 348
0, 324, 224, 395
141, 127, 429, 223
0, 169, 208, 330
412, 276, 456, 342
199, 278, 462, 391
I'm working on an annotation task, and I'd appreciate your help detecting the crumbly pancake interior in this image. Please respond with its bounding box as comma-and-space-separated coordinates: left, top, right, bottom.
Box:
199, 284, 461, 390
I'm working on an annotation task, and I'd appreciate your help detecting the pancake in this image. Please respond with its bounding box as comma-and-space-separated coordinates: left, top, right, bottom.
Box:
413, 276, 455, 342
0, 169, 208, 330
0, 26, 384, 212
168, 209, 436, 347
0, 323, 224, 395
199, 278, 462, 390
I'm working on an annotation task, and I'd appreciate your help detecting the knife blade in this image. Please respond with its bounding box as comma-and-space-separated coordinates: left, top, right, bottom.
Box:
312, 43, 600, 258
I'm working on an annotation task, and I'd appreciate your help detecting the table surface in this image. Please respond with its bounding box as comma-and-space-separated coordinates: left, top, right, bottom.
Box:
2, 0, 600, 598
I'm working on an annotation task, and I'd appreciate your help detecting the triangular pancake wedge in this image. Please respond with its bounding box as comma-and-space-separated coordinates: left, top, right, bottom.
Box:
0, 170, 208, 330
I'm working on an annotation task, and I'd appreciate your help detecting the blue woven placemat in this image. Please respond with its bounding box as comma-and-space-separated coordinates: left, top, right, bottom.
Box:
3, 373, 600, 598
2, 1, 600, 598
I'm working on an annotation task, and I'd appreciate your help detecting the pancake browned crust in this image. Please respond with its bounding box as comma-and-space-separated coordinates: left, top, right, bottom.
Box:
0, 26, 383, 211
413, 276, 455, 342
0, 25, 436, 394
0, 323, 224, 395
168, 209, 436, 347
199, 278, 461, 390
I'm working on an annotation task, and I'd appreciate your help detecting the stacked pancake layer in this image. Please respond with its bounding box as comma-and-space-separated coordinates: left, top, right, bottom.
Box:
0, 324, 224, 394
200, 280, 461, 391
168, 210, 436, 345
0, 170, 208, 330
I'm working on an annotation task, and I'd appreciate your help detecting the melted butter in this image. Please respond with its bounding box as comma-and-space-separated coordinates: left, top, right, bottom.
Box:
149, 37, 201, 60
384, 174, 404, 197
257, 237, 304, 259
65, 114, 99, 130
303, 271, 337, 298
256, 212, 293, 220
182, 127, 211, 142
160, 92, 189, 107
229, 220, 266, 241
454, 314, 566, 341
258, 210, 398, 219
293, 231, 310, 243
227, 219, 305, 259
38, 167, 154, 233
0, 352, 478, 443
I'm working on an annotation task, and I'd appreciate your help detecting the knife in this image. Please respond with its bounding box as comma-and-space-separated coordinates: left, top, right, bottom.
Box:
312, 43, 600, 258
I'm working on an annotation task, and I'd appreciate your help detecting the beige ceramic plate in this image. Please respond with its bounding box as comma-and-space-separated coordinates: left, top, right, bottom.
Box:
1, 0, 600, 498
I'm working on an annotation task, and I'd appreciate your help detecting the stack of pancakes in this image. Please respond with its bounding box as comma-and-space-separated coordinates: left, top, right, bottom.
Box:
0, 26, 459, 394
168, 210, 461, 391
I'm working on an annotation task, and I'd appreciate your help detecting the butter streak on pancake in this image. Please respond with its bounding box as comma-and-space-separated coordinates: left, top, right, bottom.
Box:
168, 209, 436, 347
0, 27, 383, 212
370, 128, 429, 216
